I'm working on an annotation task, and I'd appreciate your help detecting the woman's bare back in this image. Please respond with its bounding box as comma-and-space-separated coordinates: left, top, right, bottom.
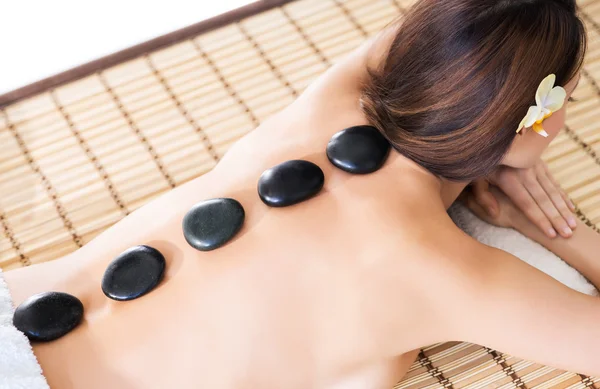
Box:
4, 45, 476, 388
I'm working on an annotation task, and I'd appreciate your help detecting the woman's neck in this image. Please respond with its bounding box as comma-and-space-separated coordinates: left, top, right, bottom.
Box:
386, 151, 469, 210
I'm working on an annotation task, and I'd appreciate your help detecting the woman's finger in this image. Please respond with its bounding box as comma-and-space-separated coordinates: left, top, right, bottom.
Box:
498, 175, 557, 238
541, 162, 576, 212
522, 171, 572, 238
471, 180, 499, 217
536, 164, 577, 230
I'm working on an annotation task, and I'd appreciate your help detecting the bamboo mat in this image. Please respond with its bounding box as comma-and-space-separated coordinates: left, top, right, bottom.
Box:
1, 0, 599, 387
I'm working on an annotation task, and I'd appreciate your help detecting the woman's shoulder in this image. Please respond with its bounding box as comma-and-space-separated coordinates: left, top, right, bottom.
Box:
382, 192, 492, 289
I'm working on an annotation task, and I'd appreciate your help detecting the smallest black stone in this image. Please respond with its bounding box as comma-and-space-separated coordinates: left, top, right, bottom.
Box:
13, 292, 84, 342
326, 125, 391, 174
102, 245, 166, 301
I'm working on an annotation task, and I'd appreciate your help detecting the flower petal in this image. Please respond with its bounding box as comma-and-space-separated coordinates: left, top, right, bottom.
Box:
539, 107, 552, 120
532, 122, 549, 137
535, 74, 556, 107
517, 105, 541, 133
517, 117, 527, 133
545, 86, 567, 112
524, 105, 541, 127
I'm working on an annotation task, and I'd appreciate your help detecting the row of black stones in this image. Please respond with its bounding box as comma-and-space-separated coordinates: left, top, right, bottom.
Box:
13, 125, 390, 342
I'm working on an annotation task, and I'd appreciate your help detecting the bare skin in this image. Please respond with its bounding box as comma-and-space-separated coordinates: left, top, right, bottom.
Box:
4, 27, 599, 389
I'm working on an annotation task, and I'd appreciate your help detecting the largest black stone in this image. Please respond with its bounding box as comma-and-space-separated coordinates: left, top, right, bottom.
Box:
183, 198, 245, 251
13, 292, 84, 342
102, 245, 166, 301
326, 125, 391, 174
258, 160, 325, 207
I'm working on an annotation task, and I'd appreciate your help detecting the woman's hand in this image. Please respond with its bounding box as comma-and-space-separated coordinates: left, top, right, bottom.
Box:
460, 185, 520, 229
469, 160, 577, 238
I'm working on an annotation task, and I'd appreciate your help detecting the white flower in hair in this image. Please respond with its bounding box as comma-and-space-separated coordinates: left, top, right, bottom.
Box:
516, 74, 567, 137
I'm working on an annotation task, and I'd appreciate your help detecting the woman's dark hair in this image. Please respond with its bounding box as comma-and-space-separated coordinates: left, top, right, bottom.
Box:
361, 0, 587, 181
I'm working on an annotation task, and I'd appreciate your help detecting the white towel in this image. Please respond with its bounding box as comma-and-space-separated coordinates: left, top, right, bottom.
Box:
449, 202, 598, 297
0, 269, 50, 389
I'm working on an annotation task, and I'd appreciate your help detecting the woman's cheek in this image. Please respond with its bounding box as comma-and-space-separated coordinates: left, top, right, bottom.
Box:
516, 120, 562, 168
525, 109, 565, 164
545, 107, 566, 139
502, 104, 568, 169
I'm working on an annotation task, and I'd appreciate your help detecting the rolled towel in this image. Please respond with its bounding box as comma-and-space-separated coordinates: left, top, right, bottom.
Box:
449, 202, 598, 297
0, 269, 50, 389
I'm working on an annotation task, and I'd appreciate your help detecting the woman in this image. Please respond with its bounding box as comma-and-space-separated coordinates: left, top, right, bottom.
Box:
2, 0, 599, 388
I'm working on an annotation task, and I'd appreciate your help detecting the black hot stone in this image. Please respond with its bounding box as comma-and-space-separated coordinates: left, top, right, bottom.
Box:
182, 198, 245, 251
102, 245, 166, 301
326, 125, 391, 174
258, 160, 325, 207
13, 292, 84, 342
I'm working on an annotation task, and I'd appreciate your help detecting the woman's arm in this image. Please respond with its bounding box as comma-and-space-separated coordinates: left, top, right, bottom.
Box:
449, 236, 600, 377
512, 211, 600, 290
421, 210, 600, 376
462, 185, 600, 290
